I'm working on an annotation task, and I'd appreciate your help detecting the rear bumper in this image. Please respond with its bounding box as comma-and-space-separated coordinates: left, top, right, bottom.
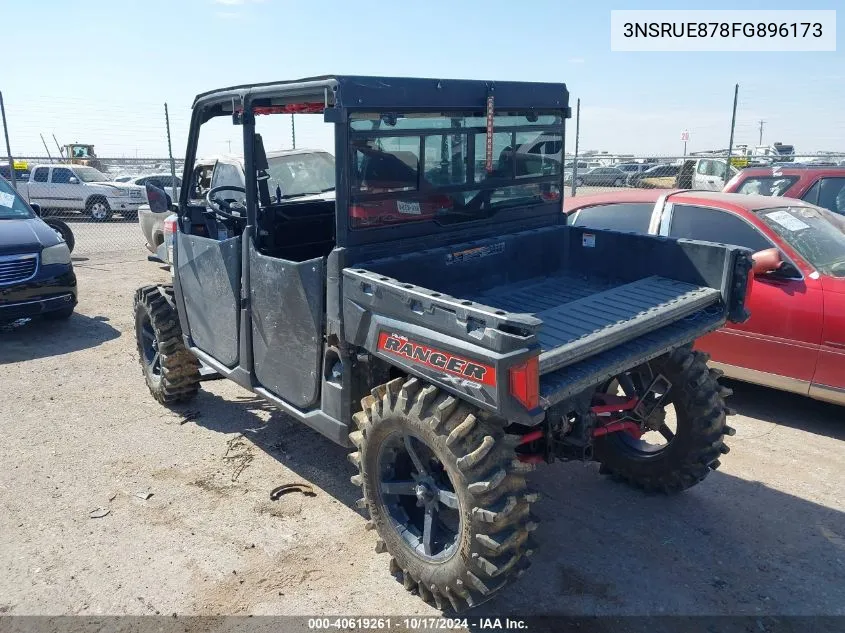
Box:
107, 197, 144, 211
0, 269, 78, 320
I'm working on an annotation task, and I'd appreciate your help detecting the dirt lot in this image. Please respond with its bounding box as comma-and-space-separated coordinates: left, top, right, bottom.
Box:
1, 244, 844, 618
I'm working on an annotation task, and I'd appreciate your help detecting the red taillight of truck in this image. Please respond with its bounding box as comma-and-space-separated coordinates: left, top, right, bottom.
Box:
509, 355, 539, 410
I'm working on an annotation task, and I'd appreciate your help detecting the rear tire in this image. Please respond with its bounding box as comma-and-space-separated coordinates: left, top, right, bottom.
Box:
86, 197, 112, 222
614, 177, 624, 186
593, 346, 734, 493
575, 178, 583, 187
134, 284, 200, 405
349, 378, 537, 612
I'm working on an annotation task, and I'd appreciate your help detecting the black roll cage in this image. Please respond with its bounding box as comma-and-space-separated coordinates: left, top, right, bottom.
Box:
178, 75, 571, 256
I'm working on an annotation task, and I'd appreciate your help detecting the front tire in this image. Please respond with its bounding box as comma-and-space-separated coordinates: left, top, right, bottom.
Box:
575, 178, 583, 187
349, 378, 537, 612
86, 197, 112, 222
134, 285, 200, 405
593, 346, 734, 493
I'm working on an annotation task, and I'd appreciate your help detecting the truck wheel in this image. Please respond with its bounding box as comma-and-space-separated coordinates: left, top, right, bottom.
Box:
86, 197, 112, 222
593, 346, 734, 493
349, 378, 537, 612
134, 284, 200, 405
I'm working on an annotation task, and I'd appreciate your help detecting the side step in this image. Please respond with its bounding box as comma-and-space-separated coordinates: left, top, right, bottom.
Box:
537, 276, 722, 374
198, 364, 223, 381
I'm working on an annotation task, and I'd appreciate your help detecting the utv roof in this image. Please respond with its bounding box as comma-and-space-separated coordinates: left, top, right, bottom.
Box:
193, 75, 570, 113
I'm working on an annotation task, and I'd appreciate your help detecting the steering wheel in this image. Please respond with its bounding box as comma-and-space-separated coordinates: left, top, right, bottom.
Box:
205, 185, 247, 220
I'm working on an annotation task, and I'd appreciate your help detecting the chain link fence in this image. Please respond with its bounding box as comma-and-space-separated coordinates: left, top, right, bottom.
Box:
3, 89, 845, 257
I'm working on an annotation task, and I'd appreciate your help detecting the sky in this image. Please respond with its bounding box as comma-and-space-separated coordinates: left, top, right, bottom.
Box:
0, 0, 842, 159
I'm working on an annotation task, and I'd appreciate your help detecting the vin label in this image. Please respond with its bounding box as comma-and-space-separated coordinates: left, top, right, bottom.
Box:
445, 242, 505, 265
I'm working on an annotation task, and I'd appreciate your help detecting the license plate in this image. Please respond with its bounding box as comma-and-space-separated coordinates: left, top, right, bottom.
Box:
396, 200, 421, 215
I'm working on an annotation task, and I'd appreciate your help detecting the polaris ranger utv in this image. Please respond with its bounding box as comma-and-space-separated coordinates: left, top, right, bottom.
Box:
134, 76, 751, 611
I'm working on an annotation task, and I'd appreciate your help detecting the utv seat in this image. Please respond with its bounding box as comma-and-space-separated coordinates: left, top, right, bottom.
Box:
258, 199, 336, 261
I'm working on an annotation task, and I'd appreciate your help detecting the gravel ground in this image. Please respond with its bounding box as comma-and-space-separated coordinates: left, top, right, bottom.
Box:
0, 248, 843, 619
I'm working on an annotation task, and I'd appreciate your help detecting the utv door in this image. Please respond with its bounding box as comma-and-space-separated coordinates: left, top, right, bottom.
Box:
248, 238, 324, 409
174, 162, 242, 369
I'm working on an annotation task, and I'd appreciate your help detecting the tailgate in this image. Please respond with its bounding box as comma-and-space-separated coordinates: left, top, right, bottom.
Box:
470, 272, 721, 374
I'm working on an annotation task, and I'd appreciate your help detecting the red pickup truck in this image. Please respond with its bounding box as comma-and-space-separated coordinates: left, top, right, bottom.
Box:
565, 189, 845, 406
724, 166, 845, 216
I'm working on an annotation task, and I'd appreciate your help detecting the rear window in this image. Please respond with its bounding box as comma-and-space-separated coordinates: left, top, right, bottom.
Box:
735, 176, 798, 196
349, 111, 563, 229
570, 202, 654, 234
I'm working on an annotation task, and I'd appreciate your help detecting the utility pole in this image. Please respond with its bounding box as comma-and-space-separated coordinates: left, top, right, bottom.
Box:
291, 114, 296, 149
571, 98, 580, 197
758, 120, 765, 145
0, 91, 16, 190
164, 103, 178, 204
725, 84, 739, 184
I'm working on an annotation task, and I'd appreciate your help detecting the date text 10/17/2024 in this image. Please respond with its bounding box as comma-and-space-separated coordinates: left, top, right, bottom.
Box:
307, 617, 528, 630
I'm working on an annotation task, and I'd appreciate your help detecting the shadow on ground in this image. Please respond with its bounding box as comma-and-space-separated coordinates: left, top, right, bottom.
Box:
725, 379, 845, 442
171, 387, 845, 618
0, 313, 120, 364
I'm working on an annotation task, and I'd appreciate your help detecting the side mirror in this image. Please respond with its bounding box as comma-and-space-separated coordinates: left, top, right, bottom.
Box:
752, 248, 783, 276
30, 203, 41, 216
145, 183, 170, 213
68, 176, 79, 185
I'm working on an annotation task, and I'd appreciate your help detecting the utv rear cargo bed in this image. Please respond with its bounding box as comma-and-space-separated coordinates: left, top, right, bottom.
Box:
342, 225, 750, 419
469, 273, 721, 373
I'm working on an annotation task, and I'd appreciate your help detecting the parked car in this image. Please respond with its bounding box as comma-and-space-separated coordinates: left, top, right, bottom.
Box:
15, 163, 145, 221
565, 189, 845, 406
564, 166, 628, 187
630, 159, 737, 190
626, 163, 680, 187
0, 161, 31, 183
115, 173, 182, 205
614, 162, 650, 178
724, 166, 845, 217
0, 175, 77, 322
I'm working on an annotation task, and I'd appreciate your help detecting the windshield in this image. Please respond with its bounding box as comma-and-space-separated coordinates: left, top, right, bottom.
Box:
736, 176, 798, 196
348, 111, 563, 229
758, 205, 845, 278
266, 151, 335, 198
74, 166, 109, 182
0, 178, 34, 220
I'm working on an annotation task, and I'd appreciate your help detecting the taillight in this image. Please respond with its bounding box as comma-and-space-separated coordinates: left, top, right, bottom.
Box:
350, 204, 382, 228
509, 356, 539, 410
163, 216, 178, 236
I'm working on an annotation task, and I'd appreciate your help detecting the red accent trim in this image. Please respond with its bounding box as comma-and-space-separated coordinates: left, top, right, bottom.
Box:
590, 395, 638, 415
518, 429, 544, 446
517, 454, 546, 464
377, 332, 496, 386
592, 421, 643, 438
485, 95, 495, 173
236, 103, 325, 116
